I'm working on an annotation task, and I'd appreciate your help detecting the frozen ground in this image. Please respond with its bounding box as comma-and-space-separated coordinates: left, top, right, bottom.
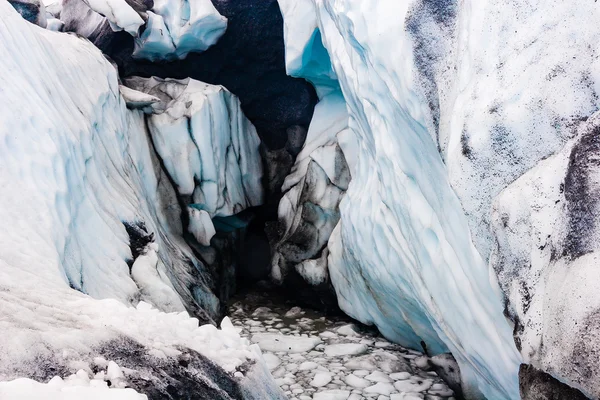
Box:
230, 290, 455, 400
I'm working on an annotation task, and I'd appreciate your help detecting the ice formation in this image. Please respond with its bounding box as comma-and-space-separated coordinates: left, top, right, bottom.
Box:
132, 0, 227, 61
0, 2, 279, 397
60, 0, 226, 60
125, 76, 263, 218
278, 0, 600, 398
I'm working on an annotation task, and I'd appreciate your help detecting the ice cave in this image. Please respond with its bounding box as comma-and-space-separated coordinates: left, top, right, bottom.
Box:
1, 0, 600, 399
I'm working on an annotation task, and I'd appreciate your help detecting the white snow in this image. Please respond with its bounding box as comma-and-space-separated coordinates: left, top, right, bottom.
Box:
0, 376, 147, 400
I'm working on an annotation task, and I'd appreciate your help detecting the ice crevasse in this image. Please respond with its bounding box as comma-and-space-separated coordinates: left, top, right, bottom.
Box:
0, 2, 282, 398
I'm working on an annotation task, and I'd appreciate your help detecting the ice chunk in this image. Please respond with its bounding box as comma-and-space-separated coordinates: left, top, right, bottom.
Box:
313, 390, 350, 400
344, 374, 370, 388
119, 85, 159, 110
125, 77, 263, 218
133, 0, 227, 61
187, 207, 216, 246
310, 371, 332, 387
251, 333, 322, 353
262, 353, 281, 371
83, 0, 143, 34
324, 343, 368, 357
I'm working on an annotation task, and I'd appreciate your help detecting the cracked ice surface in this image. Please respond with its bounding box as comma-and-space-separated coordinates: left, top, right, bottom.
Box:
125, 76, 264, 218
230, 291, 455, 400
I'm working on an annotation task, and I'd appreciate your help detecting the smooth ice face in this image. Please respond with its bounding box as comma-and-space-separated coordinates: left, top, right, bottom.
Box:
0, 4, 282, 398
133, 0, 227, 61
125, 77, 264, 218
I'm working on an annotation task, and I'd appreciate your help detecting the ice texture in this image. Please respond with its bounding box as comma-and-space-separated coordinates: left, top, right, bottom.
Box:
492, 111, 600, 398
278, 0, 522, 398
82, 0, 143, 34
0, 3, 281, 398
132, 0, 227, 61
271, 91, 352, 287
60, 0, 226, 61
125, 77, 263, 218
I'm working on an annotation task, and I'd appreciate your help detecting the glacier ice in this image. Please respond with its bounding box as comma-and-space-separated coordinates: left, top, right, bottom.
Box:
125, 76, 263, 218
81, 0, 143, 35
271, 90, 353, 294
0, 2, 282, 398
132, 0, 227, 61
279, 0, 600, 397
60, 0, 226, 60
492, 112, 600, 398
279, 0, 521, 398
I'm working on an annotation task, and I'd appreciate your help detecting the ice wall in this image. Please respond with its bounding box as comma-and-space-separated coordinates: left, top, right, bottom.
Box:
278, 1, 521, 398
0, 2, 281, 397
280, 0, 600, 398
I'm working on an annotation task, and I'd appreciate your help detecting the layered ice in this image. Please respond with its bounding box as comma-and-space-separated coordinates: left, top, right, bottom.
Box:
271, 91, 352, 287
0, 3, 281, 397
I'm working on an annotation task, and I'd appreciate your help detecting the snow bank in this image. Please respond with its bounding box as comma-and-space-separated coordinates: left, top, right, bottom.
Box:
0, 375, 147, 400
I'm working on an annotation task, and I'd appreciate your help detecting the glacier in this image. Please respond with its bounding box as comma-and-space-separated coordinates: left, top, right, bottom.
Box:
277, 0, 600, 398
0, 2, 283, 398
6, 0, 600, 397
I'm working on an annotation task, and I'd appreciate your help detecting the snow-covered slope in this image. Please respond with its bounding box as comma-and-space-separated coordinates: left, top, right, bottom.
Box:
279, 0, 600, 398
0, 2, 281, 397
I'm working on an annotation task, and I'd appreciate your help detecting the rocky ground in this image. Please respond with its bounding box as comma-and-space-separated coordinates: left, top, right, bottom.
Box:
228, 290, 456, 400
